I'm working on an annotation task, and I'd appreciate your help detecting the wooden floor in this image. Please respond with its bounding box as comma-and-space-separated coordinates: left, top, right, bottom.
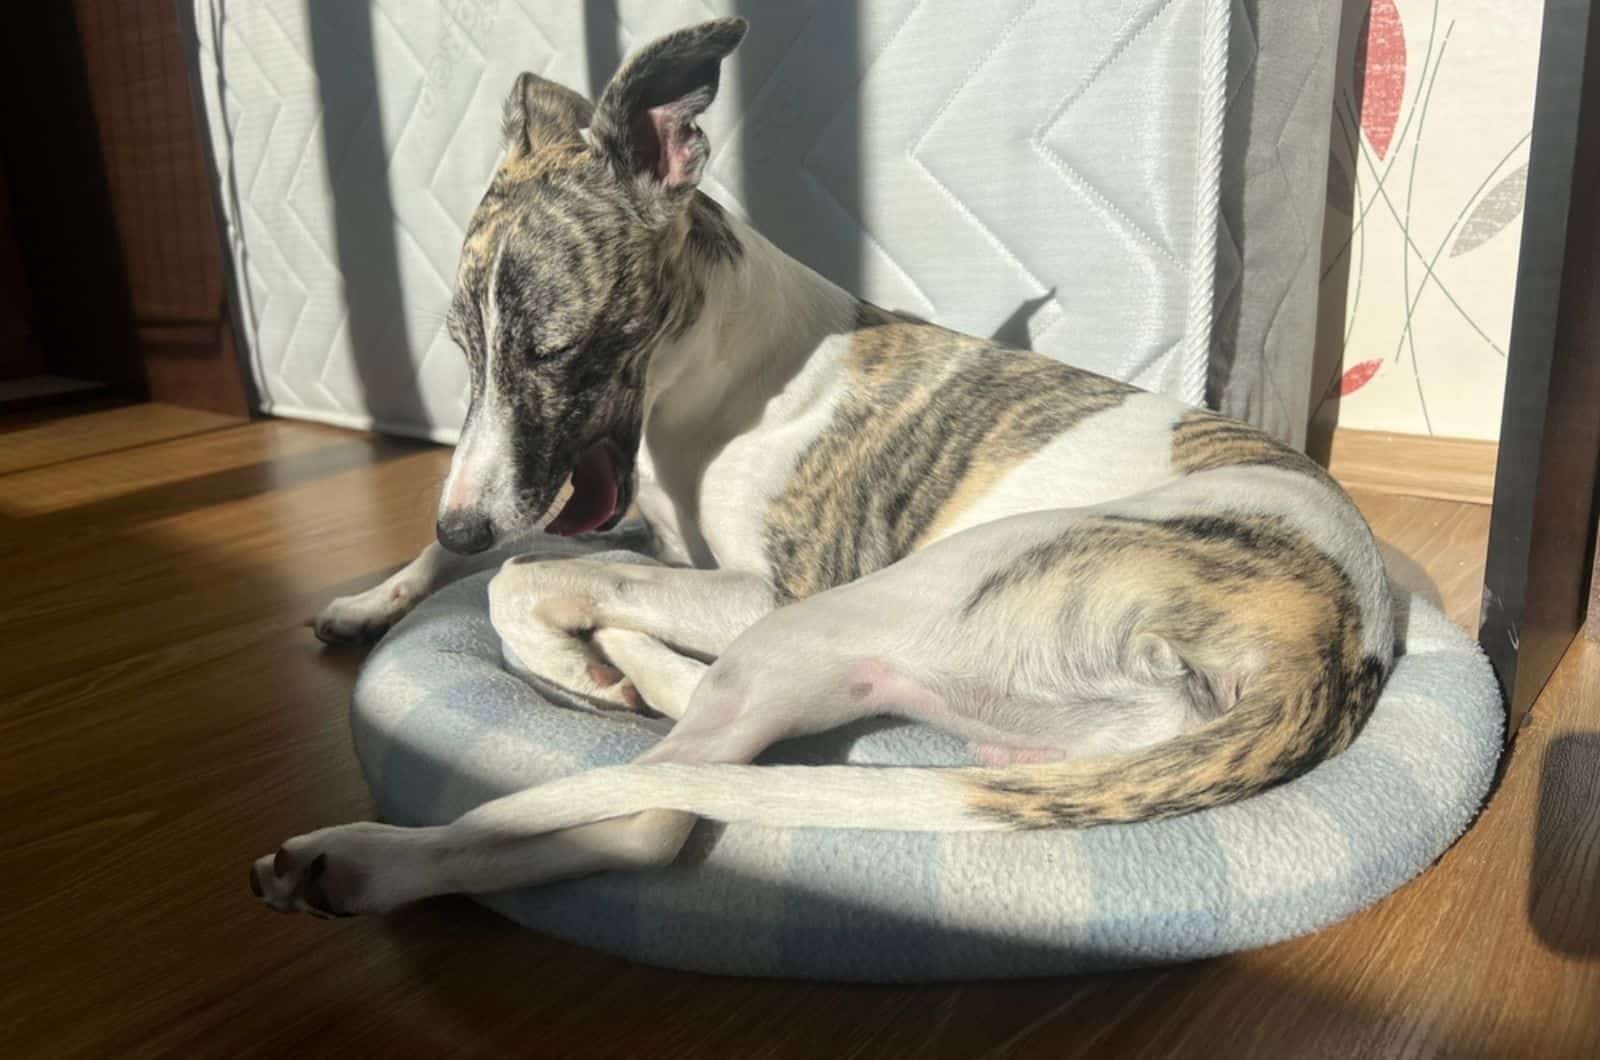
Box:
2, 404, 1596, 1059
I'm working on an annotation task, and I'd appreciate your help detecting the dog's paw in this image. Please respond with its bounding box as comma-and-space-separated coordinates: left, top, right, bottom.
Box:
499, 630, 648, 714
582, 659, 647, 713
312, 580, 420, 645
251, 822, 432, 917
489, 562, 650, 713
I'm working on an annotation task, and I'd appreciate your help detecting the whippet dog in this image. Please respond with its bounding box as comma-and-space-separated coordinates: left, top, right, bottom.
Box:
254, 18, 1392, 918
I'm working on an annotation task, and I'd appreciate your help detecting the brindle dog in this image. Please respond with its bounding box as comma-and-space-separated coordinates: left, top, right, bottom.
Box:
256, 18, 1392, 918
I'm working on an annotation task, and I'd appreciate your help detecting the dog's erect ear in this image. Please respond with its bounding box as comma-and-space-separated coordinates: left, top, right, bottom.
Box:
501, 72, 593, 155
589, 18, 747, 199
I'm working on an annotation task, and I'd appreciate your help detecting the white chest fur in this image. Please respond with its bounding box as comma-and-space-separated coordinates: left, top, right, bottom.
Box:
636, 220, 859, 575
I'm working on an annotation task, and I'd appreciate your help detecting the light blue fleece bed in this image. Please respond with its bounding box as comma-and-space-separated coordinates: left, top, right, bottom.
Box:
352, 567, 1503, 982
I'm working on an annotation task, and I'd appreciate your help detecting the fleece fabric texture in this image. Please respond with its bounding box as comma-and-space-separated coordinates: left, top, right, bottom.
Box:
352, 570, 1504, 982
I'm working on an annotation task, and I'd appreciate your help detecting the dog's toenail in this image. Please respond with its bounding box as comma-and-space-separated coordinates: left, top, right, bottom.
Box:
249, 868, 263, 898
273, 847, 294, 877
301, 853, 348, 916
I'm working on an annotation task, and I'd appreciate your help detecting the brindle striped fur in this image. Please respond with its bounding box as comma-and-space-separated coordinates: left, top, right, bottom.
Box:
1171, 408, 1344, 493
961, 512, 1385, 828
763, 306, 1135, 601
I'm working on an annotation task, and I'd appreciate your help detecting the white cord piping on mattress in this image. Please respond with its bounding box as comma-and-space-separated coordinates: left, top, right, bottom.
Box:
1181, 0, 1231, 409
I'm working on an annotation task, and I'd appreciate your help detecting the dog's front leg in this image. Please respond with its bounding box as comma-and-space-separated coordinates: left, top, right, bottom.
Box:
252, 630, 723, 917
257, 561, 789, 916
255, 574, 916, 917
486, 556, 778, 717
312, 523, 655, 644
252, 646, 803, 917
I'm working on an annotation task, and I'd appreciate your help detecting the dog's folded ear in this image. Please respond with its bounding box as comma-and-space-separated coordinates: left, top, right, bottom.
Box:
589, 17, 747, 201
502, 73, 594, 155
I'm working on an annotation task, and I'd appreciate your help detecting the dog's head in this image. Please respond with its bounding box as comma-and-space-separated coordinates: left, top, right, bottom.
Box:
436, 18, 747, 554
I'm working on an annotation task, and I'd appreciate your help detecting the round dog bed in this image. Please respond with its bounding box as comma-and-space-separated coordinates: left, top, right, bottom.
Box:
352, 567, 1503, 982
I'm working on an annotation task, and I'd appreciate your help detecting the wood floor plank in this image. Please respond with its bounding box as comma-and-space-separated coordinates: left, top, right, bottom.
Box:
0, 443, 445, 700
1348, 488, 1492, 631
2, 405, 1594, 1058
0, 416, 408, 519
0, 401, 241, 475
1324, 429, 1499, 506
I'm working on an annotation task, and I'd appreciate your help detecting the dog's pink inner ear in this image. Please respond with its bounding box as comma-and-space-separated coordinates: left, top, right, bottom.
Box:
639, 103, 699, 188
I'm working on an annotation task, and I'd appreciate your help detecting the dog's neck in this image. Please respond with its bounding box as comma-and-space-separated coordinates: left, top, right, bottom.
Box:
644, 213, 859, 430
633, 211, 862, 566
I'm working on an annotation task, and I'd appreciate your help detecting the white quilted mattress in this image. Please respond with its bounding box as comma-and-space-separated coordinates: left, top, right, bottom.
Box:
187, 1, 1254, 444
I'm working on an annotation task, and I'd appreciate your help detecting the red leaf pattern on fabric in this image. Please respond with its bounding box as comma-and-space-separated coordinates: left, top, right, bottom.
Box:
1339, 359, 1383, 396
1354, 0, 1406, 161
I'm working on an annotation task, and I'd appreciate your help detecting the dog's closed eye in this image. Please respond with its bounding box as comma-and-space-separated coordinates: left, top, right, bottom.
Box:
531, 341, 580, 362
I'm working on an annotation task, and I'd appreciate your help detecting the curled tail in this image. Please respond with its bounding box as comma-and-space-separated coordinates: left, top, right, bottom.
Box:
945, 507, 1396, 830
958, 651, 1390, 829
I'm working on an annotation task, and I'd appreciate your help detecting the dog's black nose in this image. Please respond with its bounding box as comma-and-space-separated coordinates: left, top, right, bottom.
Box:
436, 510, 495, 554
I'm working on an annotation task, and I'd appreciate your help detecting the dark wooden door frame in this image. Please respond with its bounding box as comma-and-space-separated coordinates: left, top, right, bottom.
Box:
0, 3, 144, 399
1480, 0, 1600, 736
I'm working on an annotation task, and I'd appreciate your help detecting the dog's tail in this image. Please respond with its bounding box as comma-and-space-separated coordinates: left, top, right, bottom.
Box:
513, 651, 1391, 834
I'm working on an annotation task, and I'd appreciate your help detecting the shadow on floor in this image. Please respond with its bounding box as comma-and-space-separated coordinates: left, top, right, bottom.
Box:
1531, 729, 1600, 958
370, 889, 1486, 1057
